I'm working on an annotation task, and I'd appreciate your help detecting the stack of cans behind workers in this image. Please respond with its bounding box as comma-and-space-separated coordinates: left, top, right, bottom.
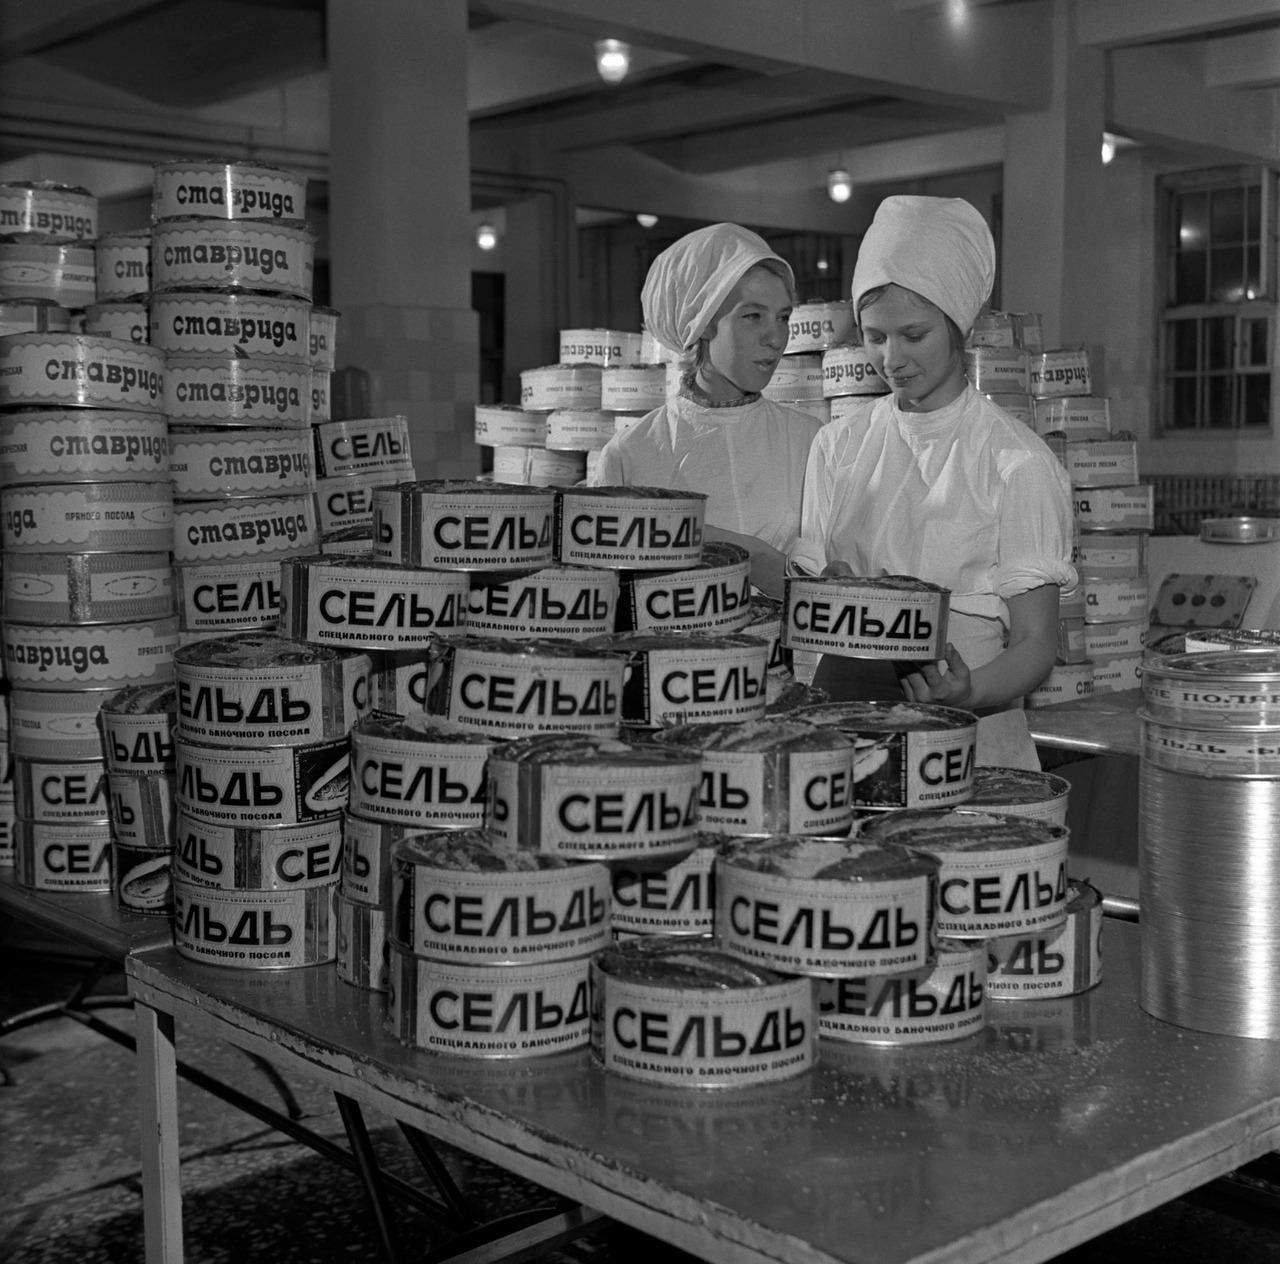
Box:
819, 304, 891, 429
147, 158, 319, 647
170, 632, 364, 968
768, 298, 858, 427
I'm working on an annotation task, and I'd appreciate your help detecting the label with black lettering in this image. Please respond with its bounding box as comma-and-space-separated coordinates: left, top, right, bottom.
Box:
822, 344, 887, 397
15, 755, 108, 823
173, 494, 318, 564
173, 879, 337, 968
313, 416, 412, 480
986, 890, 1101, 998
351, 736, 491, 826
854, 726, 977, 810
785, 577, 948, 659
556, 491, 705, 569
175, 559, 283, 635
611, 844, 717, 936
15, 820, 112, 892
931, 841, 1068, 937
169, 428, 313, 499
152, 161, 306, 223
0, 411, 169, 485
698, 747, 853, 835
2, 618, 179, 691
2, 482, 173, 554
0, 334, 165, 412
108, 771, 175, 848
467, 567, 618, 640
622, 643, 768, 728
174, 812, 344, 891
150, 293, 310, 362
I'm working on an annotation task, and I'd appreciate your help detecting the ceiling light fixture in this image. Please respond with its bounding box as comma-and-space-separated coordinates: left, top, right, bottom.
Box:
476, 223, 497, 251
827, 169, 853, 204
1101, 132, 1117, 165
636, 213, 658, 228
595, 39, 631, 85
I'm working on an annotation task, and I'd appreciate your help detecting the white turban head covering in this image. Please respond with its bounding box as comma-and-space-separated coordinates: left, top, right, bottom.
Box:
851, 195, 995, 335
641, 223, 795, 356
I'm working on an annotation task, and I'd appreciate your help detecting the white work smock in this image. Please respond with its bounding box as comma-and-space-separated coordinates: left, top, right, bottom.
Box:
591, 393, 821, 558
793, 386, 1076, 671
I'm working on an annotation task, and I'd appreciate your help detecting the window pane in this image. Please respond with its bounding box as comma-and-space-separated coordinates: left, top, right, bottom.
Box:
1242, 374, 1270, 428
1211, 246, 1244, 301
1205, 375, 1232, 427
1176, 250, 1207, 305
1205, 316, 1233, 369
1241, 317, 1270, 368
1212, 187, 1245, 244
1248, 184, 1262, 240
1247, 246, 1261, 299
1169, 376, 1198, 429
1170, 318, 1199, 371
1180, 191, 1209, 248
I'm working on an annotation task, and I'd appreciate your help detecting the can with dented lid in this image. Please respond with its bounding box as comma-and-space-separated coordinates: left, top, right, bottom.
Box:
473, 405, 547, 448
152, 160, 306, 224
520, 363, 602, 411
337, 895, 389, 990
3, 617, 178, 691
83, 301, 148, 344
600, 365, 666, 412
174, 811, 342, 891
174, 558, 282, 636
169, 428, 313, 499
173, 877, 337, 968
466, 565, 618, 641
10, 687, 118, 760
985, 879, 1102, 1000
822, 345, 888, 397
100, 683, 177, 773
0, 334, 164, 412
15, 754, 108, 823
151, 217, 314, 298
164, 355, 310, 428
151, 290, 309, 362
555, 486, 706, 570
309, 306, 338, 371
311, 416, 411, 480
0, 182, 97, 240
787, 301, 855, 354
172, 494, 318, 564
15, 819, 111, 892
2, 481, 173, 554
0, 238, 96, 308
784, 574, 949, 661
617, 542, 752, 636
3, 551, 174, 624
95, 229, 151, 300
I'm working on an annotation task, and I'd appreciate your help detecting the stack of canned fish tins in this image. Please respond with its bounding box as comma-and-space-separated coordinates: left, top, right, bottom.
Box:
0, 182, 97, 336
312, 413, 414, 553
93, 226, 152, 342
765, 299, 857, 427
148, 159, 319, 646
820, 326, 889, 428
963, 308, 1043, 427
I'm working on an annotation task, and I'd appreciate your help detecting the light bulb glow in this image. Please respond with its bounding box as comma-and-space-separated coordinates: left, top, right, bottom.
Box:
636, 213, 658, 228
816, 259, 829, 272
595, 38, 631, 85
476, 223, 497, 251
827, 169, 853, 204
1101, 133, 1116, 165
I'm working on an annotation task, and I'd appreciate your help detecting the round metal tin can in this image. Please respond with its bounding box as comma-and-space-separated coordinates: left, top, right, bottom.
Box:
175, 735, 349, 825
1030, 350, 1091, 398
349, 714, 493, 827
0, 181, 97, 240
316, 469, 413, 535
822, 345, 888, 397
558, 328, 643, 366
1077, 533, 1146, 581
784, 574, 949, 661
83, 301, 148, 344
545, 409, 615, 452
491, 446, 584, 488
1065, 440, 1138, 489
95, 229, 151, 300
311, 415, 411, 480
150, 290, 309, 362
163, 354, 310, 428
617, 542, 752, 636
1, 481, 173, 554
172, 493, 319, 564
555, 486, 706, 570
787, 301, 855, 354
985, 880, 1102, 999
600, 365, 666, 413
0, 334, 164, 412
1092, 651, 1142, 694
424, 636, 626, 738
151, 160, 307, 224
591, 936, 816, 1087
175, 633, 370, 747
610, 835, 722, 938
10, 687, 119, 761
15, 754, 108, 823
390, 828, 610, 964
151, 217, 314, 299
1034, 396, 1111, 440
173, 876, 337, 968
963, 347, 1029, 394
15, 819, 111, 892
1072, 484, 1154, 533
114, 841, 174, 915
0, 298, 70, 335
337, 894, 389, 990
968, 311, 1019, 348
280, 554, 469, 649
3, 551, 174, 624
169, 428, 313, 500
0, 238, 96, 308
816, 938, 986, 1045
962, 766, 1071, 826
466, 565, 619, 641
342, 810, 429, 907
762, 353, 823, 402
473, 405, 547, 448
2, 616, 178, 691
486, 733, 700, 861
716, 835, 938, 977
1141, 649, 1280, 730
747, 596, 791, 677
100, 683, 177, 773
107, 770, 175, 849
520, 363, 602, 411
310, 368, 330, 423
372, 480, 555, 571
387, 945, 592, 1057
309, 306, 339, 370
174, 558, 283, 636
174, 811, 342, 891
1083, 576, 1148, 624
1027, 660, 1095, 708
797, 700, 978, 810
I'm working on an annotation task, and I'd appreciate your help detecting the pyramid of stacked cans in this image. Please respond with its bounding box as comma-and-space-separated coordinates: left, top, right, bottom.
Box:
964, 319, 1152, 705
0, 180, 178, 901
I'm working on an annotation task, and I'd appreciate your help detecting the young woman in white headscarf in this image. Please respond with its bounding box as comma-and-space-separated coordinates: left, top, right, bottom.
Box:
792, 196, 1076, 721
591, 223, 822, 600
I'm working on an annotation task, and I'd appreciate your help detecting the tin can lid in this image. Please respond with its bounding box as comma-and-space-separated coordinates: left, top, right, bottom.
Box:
595, 935, 787, 987
390, 827, 566, 872
489, 732, 696, 767
721, 835, 939, 882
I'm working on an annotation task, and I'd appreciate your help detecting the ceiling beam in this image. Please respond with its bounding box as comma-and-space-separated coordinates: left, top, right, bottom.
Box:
0, 0, 164, 63
1205, 28, 1280, 90
484, 0, 1052, 112
1077, 0, 1280, 49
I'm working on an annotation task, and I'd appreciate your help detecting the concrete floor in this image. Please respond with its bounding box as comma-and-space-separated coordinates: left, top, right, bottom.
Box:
5, 935, 1280, 1263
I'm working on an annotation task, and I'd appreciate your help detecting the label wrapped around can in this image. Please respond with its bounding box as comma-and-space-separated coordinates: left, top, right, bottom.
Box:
969, 311, 1019, 348
173, 494, 318, 564
467, 566, 618, 641
10, 687, 119, 760
1084, 617, 1146, 660
616, 542, 752, 636
520, 363, 602, 411
0, 334, 164, 412
368, 651, 432, 717
555, 487, 706, 570
108, 771, 175, 848
151, 218, 314, 299
486, 734, 700, 860
3, 551, 174, 624
175, 735, 349, 825
101, 683, 177, 773
1141, 649, 1280, 728
492, 446, 585, 489
280, 554, 469, 649
601, 631, 768, 729
817, 939, 986, 1045
174, 558, 282, 636
173, 877, 337, 968
762, 354, 823, 402
15, 754, 108, 823
169, 428, 313, 499
591, 937, 816, 1087
0, 239, 96, 308
390, 829, 609, 963
653, 719, 853, 837
747, 596, 791, 678
388, 946, 591, 1057
151, 160, 306, 223
1030, 350, 1091, 398
114, 841, 174, 915
0, 181, 97, 240
545, 409, 615, 452
317, 469, 413, 534
1073, 484, 1153, 532
1083, 576, 1148, 624
798, 701, 977, 810
784, 575, 949, 660
83, 301, 148, 344
309, 306, 338, 371
350, 715, 493, 827
174, 811, 343, 891
342, 811, 425, 906
1139, 715, 1280, 777
859, 810, 1070, 938
558, 329, 643, 366
175, 633, 370, 747
1027, 661, 1095, 708
610, 837, 720, 938
822, 345, 888, 398
1064, 440, 1138, 489
964, 348, 1029, 394
164, 355, 310, 428
986, 880, 1102, 999
1077, 532, 1146, 580
424, 636, 625, 737
372, 480, 555, 571
15, 819, 112, 892
3, 617, 178, 691
337, 894, 389, 990
0, 299, 71, 335
311, 374, 330, 428
1183, 629, 1280, 654
716, 835, 938, 976
787, 301, 855, 354
150, 291, 309, 362
473, 405, 547, 449
601, 365, 666, 412
95, 230, 151, 300
962, 766, 1071, 826
1033, 396, 1110, 440
2, 481, 173, 554
312, 415, 411, 480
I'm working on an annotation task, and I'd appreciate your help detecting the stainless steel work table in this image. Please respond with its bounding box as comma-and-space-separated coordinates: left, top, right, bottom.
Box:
127, 921, 1280, 1264
1025, 688, 1142, 759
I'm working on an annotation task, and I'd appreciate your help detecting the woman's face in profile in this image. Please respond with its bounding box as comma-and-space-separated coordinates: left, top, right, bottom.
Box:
702, 267, 793, 396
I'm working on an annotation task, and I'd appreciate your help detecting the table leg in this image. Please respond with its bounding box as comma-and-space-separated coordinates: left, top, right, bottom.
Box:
335, 1092, 402, 1264
136, 1001, 183, 1264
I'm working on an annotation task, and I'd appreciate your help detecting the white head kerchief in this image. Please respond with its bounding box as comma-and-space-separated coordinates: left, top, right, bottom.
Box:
851, 195, 995, 334
641, 223, 794, 356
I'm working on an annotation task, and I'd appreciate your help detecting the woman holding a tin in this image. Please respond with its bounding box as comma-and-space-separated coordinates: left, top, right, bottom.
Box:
792, 196, 1075, 718
591, 223, 821, 599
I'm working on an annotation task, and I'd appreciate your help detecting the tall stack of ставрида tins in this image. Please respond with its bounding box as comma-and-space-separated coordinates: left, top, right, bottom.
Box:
766, 299, 858, 427
0, 181, 178, 902
91, 226, 152, 345
148, 159, 319, 649
821, 315, 890, 428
